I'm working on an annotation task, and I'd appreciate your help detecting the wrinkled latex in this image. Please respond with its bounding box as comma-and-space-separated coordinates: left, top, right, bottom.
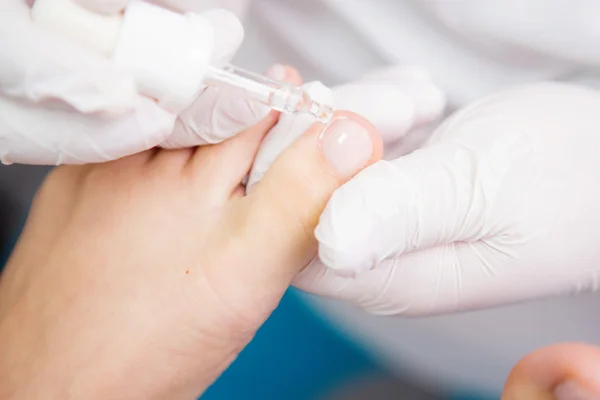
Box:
0, 1, 267, 165
295, 83, 600, 316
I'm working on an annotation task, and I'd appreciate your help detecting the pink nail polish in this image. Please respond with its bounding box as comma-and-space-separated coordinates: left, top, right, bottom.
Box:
319, 117, 373, 178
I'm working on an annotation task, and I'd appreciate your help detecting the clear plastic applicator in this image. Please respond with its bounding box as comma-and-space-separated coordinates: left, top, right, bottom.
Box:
30, 0, 334, 122
204, 65, 333, 122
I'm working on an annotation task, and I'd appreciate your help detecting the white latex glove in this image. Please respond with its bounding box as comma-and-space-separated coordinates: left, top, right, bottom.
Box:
295, 83, 600, 316
0, 1, 267, 165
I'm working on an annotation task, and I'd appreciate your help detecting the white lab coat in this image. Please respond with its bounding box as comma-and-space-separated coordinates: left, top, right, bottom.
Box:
235, 0, 600, 395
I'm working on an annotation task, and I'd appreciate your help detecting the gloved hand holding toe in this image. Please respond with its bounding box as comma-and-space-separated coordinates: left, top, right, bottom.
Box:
296, 83, 600, 316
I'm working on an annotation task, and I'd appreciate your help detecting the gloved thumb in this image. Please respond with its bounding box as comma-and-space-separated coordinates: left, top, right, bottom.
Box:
315, 138, 503, 277
239, 111, 383, 289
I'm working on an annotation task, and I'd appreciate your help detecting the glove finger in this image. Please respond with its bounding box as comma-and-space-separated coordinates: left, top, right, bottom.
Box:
0, 20, 137, 114
162, 64, 298, 149
332, 83, 416, 143
310, 241, 600, 316
293, 245, 534, 317
360, 65, 447, 126
298, 234, 600, 316
298, 247, 473, 316
200, 8, 245, 65
0, 95, 175, 165
315, 84, 581, 278
296, 250, 482, 317
69, 4, 243, 62
13, 5, 242, 114
335, 65, 446, 143
314, 141, 498, 277
162, 85, 270, 148
312, 160, 555, 315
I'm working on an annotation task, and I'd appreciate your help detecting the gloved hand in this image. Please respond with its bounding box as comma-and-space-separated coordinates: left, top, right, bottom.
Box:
295, 82, 600, 316
0, 1, 267, 165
